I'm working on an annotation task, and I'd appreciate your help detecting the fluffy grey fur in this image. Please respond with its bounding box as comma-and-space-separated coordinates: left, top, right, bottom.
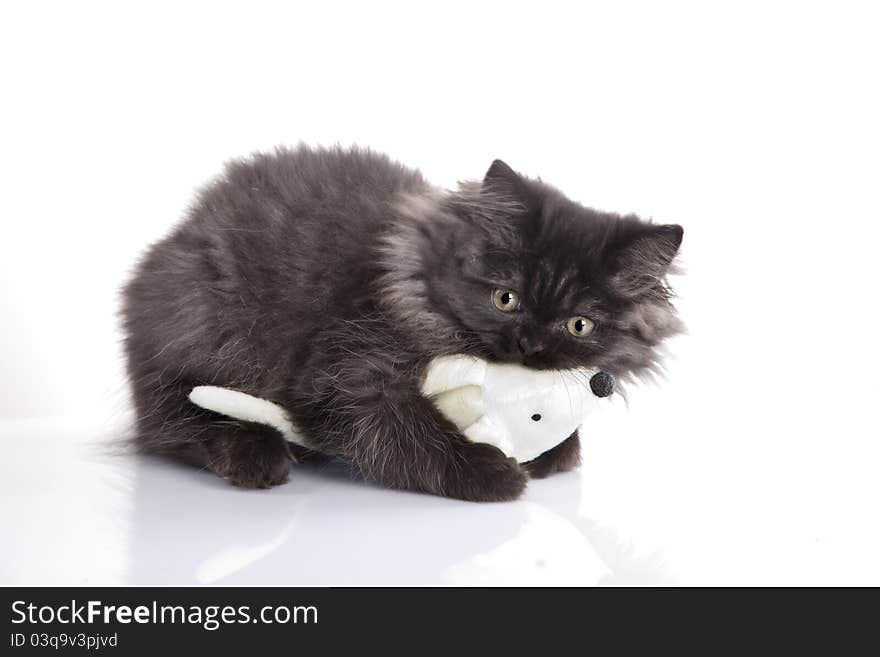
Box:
121, 145, 683, 501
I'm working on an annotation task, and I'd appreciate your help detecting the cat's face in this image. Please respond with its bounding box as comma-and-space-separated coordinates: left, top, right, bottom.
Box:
382, 160, 683, 381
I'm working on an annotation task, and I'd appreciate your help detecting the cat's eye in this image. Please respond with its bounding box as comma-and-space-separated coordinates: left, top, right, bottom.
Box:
566, 316, 595, 337
492, 289, 520, 312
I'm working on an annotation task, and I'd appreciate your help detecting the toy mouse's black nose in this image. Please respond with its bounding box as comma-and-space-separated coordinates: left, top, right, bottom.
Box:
589, 371, 614, 398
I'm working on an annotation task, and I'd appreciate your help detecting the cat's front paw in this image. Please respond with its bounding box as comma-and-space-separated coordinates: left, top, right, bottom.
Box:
445, 442, 528, 502
523, 430, 581, 479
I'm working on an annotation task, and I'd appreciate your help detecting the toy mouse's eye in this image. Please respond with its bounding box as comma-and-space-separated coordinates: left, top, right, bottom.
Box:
566, 316, 595, 337
492, 289, 519, 312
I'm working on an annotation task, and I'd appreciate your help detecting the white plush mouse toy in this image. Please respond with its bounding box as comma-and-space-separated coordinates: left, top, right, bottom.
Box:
189, 355, 614, 464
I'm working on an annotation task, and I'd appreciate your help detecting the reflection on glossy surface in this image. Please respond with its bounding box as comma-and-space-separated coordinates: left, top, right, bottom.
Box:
0, 418, 666, 586
127, 455, 654, 586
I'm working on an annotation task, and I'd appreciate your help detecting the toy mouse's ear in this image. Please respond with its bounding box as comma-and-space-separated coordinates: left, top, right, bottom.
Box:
421, 355, 487, 397
609, 224, 683, 298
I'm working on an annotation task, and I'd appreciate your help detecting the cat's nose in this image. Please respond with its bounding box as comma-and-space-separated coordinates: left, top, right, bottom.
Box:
518, 336, 544, 357
589, 371, 614, 398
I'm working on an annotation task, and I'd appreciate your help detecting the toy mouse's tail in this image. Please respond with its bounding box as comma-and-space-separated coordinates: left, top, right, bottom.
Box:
188, 386, 311, 448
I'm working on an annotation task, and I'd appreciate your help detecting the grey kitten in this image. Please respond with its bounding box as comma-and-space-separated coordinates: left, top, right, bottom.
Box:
122, 145, 682, 501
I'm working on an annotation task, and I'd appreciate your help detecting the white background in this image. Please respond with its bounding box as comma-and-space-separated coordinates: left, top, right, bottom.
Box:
1, 1, 878, 585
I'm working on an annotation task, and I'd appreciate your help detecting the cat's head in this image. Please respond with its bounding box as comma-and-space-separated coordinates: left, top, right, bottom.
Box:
380, 160, 683, 382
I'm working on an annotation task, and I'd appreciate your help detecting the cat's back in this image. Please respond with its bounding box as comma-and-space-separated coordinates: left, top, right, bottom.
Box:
164, 145, 431, 303
123, 146, 430, 380
195, 145, 429, 240
140, 145, 427, 302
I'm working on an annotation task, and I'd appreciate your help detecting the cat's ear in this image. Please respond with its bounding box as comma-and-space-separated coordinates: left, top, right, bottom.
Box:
609, 224, 683, 297
482, 159, 525, 199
